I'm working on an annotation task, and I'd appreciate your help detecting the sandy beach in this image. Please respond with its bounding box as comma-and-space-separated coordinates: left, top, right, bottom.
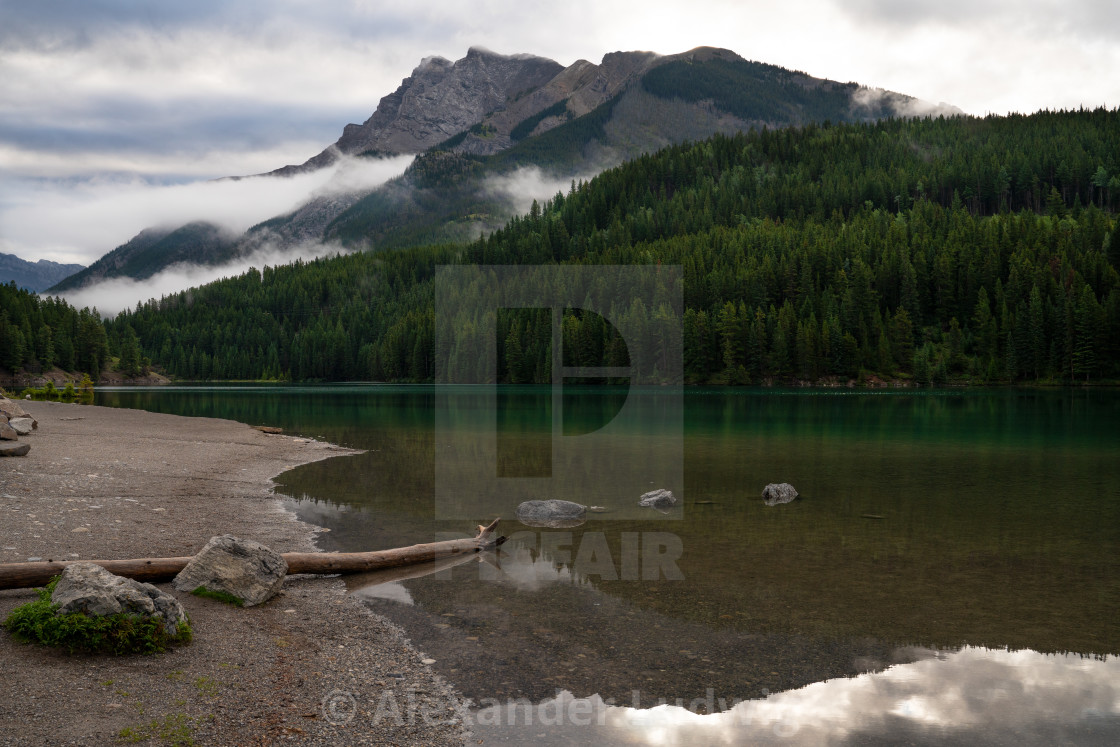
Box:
0, 400, 465, 746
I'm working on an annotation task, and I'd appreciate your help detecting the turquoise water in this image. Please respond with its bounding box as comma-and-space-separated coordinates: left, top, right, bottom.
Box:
96, 386, 1120, 742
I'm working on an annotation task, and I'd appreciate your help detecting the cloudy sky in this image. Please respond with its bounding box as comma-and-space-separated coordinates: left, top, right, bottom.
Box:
2, 0, 1119, 267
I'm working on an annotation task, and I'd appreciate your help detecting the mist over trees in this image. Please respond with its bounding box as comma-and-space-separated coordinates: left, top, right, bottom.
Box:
7, 108, 1117, 386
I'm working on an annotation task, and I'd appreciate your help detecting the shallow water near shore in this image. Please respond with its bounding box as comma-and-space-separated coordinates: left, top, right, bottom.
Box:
96, 385, 1120, 743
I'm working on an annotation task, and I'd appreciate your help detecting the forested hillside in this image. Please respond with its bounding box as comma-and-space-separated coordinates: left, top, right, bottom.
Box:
0, 283, 110, 379
110, 109, 1120, 384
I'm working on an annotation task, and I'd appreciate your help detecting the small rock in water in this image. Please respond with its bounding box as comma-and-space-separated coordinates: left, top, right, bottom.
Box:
639, 489, 677, 508
516, 499, 587, 528
762, 483, 799, 506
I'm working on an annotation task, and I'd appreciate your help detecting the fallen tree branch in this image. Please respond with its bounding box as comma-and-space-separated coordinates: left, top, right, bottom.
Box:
0, 518, 504, 591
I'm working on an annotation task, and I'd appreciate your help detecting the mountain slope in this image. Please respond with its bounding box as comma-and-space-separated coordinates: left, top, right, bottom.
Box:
0, 253, 85, 292
265, 47, 564, 176
49, 222, 238, 292
109, 109, 1120, 384
72, 46, 957, 287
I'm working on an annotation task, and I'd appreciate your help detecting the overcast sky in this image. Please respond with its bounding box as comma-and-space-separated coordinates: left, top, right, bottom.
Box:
2, 0, 1119, 266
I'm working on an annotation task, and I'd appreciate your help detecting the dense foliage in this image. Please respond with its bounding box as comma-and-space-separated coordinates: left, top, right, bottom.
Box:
3, 578, 192, 655
0, 281, 110, 378
111, 109, 1120, 384
641, 57, 886, 125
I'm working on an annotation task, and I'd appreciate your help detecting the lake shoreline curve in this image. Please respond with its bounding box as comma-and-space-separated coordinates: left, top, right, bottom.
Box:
0, 400, 466, 746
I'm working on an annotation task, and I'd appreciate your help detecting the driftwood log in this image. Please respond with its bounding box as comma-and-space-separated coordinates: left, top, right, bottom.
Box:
0, 518, 505, 591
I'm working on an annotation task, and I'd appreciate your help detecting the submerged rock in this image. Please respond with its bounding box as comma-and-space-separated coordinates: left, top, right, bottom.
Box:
762, 483, 799, 506
173, 535, 287, 607
52, 562, 187, 631
639, 489, 677, 508
516, 500, 587, 527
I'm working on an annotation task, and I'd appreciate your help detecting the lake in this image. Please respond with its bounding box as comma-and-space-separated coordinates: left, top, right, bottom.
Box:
96, 385, 1120, 744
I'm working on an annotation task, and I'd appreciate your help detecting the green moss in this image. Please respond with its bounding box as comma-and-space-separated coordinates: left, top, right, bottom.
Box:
117, 713, 199, 746
190, 586, 244, 607
2, 578, 192, 655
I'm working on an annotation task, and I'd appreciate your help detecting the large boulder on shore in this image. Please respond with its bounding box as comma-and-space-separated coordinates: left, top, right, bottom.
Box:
0, 397, 35, 426
516, 499, 587, 528
0, 419, 17, 440
51, 562, 187, 631
0, 441, 30, 457
762, 483, 799, 506
8, 417, 34, 436
173, 535, 287, 607
639, 489, 677, 508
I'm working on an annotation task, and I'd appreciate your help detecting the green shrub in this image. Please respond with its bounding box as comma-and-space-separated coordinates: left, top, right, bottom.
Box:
3, 579, 192, 655
189, 587, 243, 607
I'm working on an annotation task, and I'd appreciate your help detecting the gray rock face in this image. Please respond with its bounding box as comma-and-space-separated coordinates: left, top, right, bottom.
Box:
762, 483, 799, 506
51, 562, 187, 631
639, 489, 677, 508
0, 441, 30, 456
8, 417, 33, 436
516, 500, 587, 526
270, 47, 563, 175
172, 535, 287, 607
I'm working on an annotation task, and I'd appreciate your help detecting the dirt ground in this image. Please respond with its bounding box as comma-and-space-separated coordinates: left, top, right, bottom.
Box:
0, 400, 467, 746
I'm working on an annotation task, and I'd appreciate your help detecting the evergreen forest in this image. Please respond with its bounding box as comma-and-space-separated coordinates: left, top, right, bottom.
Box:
4, 108, 1120, 386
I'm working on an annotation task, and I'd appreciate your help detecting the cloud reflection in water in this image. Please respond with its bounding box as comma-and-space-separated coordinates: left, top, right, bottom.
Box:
470, 646, 1119, 745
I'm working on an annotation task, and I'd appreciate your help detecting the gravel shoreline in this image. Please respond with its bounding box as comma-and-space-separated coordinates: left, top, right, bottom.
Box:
0, 400, 466, 746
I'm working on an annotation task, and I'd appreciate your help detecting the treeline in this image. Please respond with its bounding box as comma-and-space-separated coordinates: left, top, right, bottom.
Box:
111, 109, 1120, 384
0, 282, 111, 378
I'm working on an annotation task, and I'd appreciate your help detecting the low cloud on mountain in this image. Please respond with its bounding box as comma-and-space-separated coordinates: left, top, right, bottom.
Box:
57, 239, 348, 318
0, 154, 412, 266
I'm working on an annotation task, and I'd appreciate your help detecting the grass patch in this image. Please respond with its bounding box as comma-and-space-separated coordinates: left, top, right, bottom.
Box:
118, 713, 203, 746
190, 587, 244, 607
2, 578, 192, 655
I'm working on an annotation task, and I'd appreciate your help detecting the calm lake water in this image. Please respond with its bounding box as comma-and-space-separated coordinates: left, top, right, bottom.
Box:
96, 386, 1120, 744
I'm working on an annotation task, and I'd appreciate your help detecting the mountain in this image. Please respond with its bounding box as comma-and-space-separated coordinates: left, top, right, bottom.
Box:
49, 222, 238, 292
0, 252, 85, 292
67, 46, 958, 290
107, 109, 1120, 385
261, 46, 956, 251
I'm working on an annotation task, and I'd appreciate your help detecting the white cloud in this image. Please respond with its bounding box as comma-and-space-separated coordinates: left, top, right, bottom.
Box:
0, 154, 412, 265
55, 240, 348, 318
485, 167, 599, 216
2, 1, 1119, 266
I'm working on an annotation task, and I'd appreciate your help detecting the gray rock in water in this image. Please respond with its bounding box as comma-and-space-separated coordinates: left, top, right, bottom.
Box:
8, 417, 34, 436
762, 483, 799, 506
639, 489, 677, 508
0, 441, 30, 457
51, 562, 187, 631
172, 535, 287, 607
516, 500, 587, 527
